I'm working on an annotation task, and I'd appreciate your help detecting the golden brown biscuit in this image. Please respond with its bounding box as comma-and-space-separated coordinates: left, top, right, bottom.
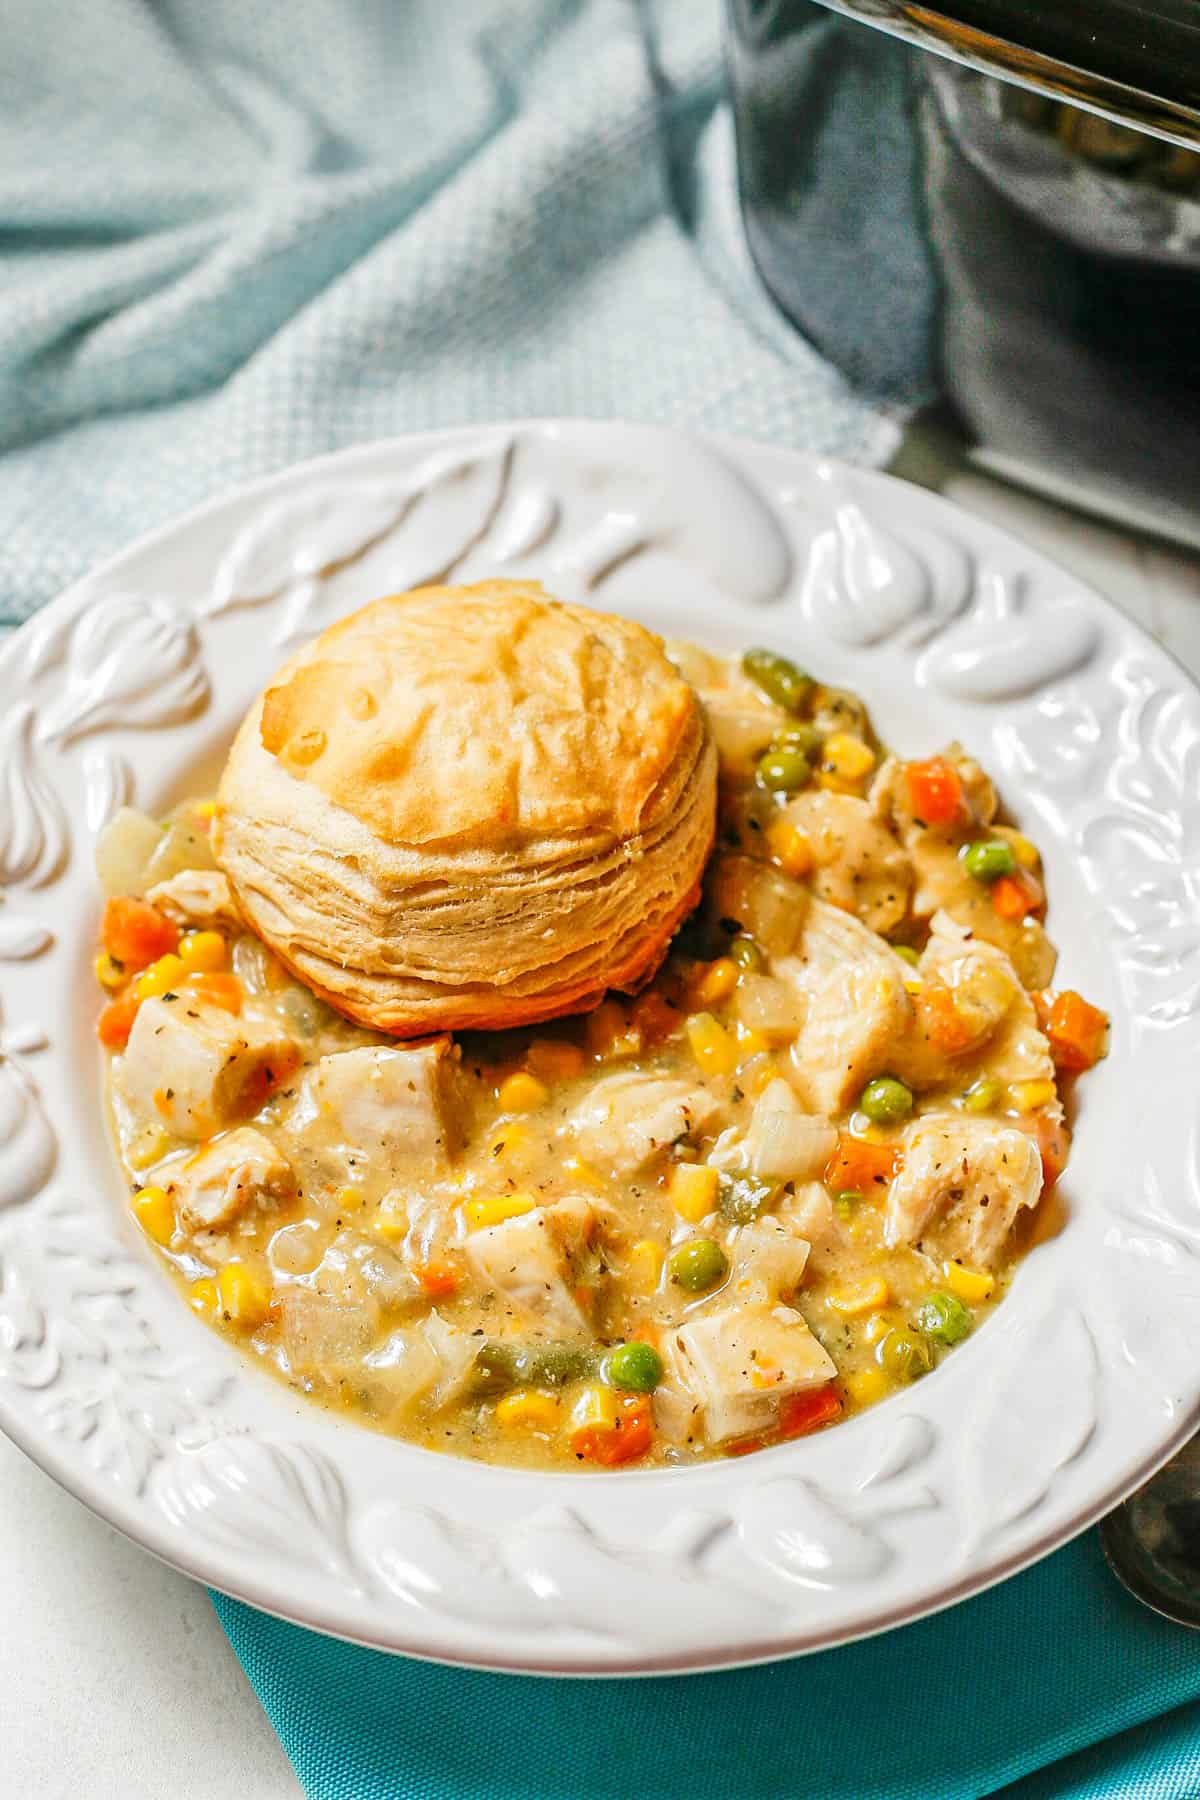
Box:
213, 580, 717, 1035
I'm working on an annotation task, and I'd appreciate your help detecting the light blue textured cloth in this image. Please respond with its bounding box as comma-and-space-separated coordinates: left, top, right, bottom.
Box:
6, 3, 1198, 1796
0, 0, 900, 627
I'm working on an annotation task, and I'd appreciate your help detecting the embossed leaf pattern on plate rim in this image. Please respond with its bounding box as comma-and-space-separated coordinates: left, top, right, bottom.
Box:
0, 420, 1197, 1673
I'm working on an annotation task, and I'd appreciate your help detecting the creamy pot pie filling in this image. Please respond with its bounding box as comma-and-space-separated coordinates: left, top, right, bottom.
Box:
95, 643, 1107, 1470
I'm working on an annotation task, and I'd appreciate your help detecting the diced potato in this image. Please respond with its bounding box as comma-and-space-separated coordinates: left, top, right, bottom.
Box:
727, 1217, 812, 1305
707, 854, 809, 957
115, 995, 300, 1140
737, 1079, 836, 1182
172, 1126, 296, 1232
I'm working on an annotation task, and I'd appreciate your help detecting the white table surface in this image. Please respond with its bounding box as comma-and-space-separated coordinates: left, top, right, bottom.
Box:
2, 431, 1198, 1798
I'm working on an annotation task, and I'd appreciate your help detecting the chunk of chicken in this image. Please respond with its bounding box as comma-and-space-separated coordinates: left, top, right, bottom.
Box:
885, 1114, 1042, 1267
727, 1217, 811, 1306
145, 869, 241, 931
116, 995, 300, 1140
667, 1304, 836, 1444
780, 899, 913, 1114
306, 1039, 461, 1167
464, 1197, 598, 1334
780, 790, 912, 935
891, 913, 1057, 1093
171, 1126, 296, 1231
568, 1071, 721, 1175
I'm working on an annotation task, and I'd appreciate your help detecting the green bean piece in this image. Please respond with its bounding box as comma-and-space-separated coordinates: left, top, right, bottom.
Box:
960, 839, 1018, 883
719, 1174, 776, 1225
770, 722, 824, 759
669, 1238, 729, 1293
915, 1292, 973, 1345
602, 1341, 664, 1393
471, 1341, 522, 1396
522, 1342, 596, 1387
742, 647, 812, 714
859, 1076, 915, 1125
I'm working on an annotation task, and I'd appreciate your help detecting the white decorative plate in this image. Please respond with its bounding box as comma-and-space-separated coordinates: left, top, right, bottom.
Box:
1, 421, 1197, 1675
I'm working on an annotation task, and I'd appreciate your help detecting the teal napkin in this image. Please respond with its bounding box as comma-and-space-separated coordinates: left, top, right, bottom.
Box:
214, 1531, 1200, 1800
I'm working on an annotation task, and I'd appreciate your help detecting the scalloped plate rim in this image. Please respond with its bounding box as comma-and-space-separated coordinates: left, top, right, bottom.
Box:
1, 416, 1198, 1674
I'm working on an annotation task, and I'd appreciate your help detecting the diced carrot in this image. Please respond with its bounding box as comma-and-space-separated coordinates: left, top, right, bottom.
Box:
1037, 990, 1109, 1073
570, 1395, 653, 1467
416, 1259, 461, 1298
630, 988, 683, 1047
905, 758, 964, 827
779, 1384, 843, 1439
1032, 1112, 1070, 1190
101, 897, 178, 973
824, 1132, 900, 1194
97, 993, 140, 1049
184, 972, 244, 1014
991, 870, 1044, 921
726, 1434, 766, 1457
629, 1321, 662, 1350
915, 982, 980, 1055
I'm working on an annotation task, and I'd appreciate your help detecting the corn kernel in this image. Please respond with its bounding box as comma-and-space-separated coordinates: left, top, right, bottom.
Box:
487, 1120, 534, 1163
842, 1366, 890, 1408
692, 958, 738, 1008
903, 976, 924, 996
465, 1191, 537, 1231
942, 1260, 994, 1304
94, 950, 126, 991
668, 1162, 721, 1223
189, 1276, 219, 1317
820, 733, 876, 791
1008, 831, 1040, 870
179, 930, 227, 974
132, 952, 187, 1001
127, 1126, 169, 1171
216, 1261, 272, 1327
562, 1154, 608, 1192
1008, 1079, 1057, 1114
743, 1057, 779, 1097
587, 999, 637, 1059
131, 1184, 175, 1246
628, 1239, 664, 1291
766, 817, 814, 878
826, 1276, 892, 1316
194, 800, 218, 820
570, 1384, 622, 1433
863, 1309, 902, 1346
733, 1019, 771, 1059
497, 1071, 549, 1113
525, 1040, 586, 1083
495, 1389, 562, 1432
685, 1011, 738, 1076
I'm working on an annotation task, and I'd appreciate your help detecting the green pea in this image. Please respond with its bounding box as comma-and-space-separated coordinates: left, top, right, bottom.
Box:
859, 1076, 914, 1125
669, 1238, 729, 1293
522, 1342, 596, 1387
742, 648, 813, 714
719, 1174, 776, 1225
755, 746, 811, 794
962, 1077, 1004, 1115
960, 839, 1017, 883
770, 722, 824, 759
471, 1341, 521, 1395
877, 1328, 934, 1383
729, 933, 765, 972
893, 945, 920, 968
602, 1341, 663, 1393
915, 1292, 973, 1346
